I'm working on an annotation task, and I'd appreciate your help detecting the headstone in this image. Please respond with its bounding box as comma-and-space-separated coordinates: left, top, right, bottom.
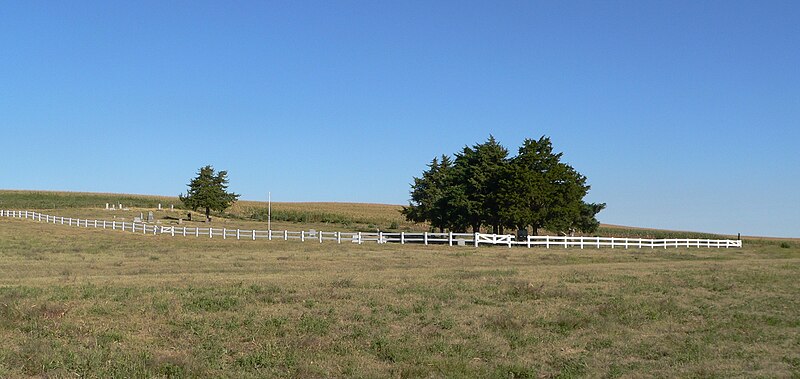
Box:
105, 203, 109, 210
158, 203, 162, 210
134, 217, 142, 223
178, 218, 183, 225
457, 239, 466, 246
140, 212, 144, 220
118, 203, 122, 210
170, 204, 174, 211
147, 211, 154, 223
309, 229, 316, 237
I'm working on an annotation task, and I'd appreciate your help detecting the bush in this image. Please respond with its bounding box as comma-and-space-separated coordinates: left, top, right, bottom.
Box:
780, 242, 791, 249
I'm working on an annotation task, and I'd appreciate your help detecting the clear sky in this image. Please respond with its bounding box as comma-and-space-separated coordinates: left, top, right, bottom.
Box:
2, 1, 798, 237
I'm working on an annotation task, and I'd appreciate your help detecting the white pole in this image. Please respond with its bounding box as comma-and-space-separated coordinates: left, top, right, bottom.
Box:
268, 192, 271, 232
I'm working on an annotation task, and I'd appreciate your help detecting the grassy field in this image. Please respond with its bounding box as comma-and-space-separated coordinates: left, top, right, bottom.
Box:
1, 198, 799, 377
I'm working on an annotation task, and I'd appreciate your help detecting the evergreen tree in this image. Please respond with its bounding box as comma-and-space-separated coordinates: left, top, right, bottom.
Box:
452, 136, 508, 233
402, 155, 453, 232
498, 136, 604, 235
497, 137, 554, 234
179, 165, 240, 221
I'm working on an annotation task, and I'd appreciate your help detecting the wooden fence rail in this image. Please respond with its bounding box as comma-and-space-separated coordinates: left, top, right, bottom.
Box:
0, 210, 742, 249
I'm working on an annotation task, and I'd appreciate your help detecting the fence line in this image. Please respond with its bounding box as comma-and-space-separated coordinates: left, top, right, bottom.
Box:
0, 210, 742, 249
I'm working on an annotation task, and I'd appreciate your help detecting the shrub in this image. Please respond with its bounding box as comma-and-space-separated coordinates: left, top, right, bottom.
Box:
780, 242, 791, 249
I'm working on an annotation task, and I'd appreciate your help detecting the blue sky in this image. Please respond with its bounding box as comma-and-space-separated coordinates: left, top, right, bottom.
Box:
2, 1, 798, 237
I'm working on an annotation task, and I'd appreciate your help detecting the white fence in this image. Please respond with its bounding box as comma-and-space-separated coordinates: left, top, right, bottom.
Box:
0, 210, 743, 249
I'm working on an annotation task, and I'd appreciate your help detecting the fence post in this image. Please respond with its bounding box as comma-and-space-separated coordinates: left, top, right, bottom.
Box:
319, 231, 323, 244
449, 232, 453, 246
301, 231, 305, 242
284, 230, 288, 241
223, 228, 227, 239
252, 230, 256, 240
425, 232, 429, 246
599, 237, 602, 249
474, 233, 479, 247
210, 227, 213, 238
337, 232, 341, 244
401, 232, 405, 244
171, 227, 175, 237
580, 237, 584, 249
183, 227, 186, 237
358, 232, 362, 245
237, 229, 240, 240
378, 231, 383, 244
527, 235, 531, 249
268, 230, 272, 241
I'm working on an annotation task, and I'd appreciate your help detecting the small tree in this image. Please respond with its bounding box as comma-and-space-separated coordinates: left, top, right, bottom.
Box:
179, 165, 240, 221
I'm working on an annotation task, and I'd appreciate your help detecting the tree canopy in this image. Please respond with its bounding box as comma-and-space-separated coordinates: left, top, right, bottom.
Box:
403, 136, 605, 235
179, 165, 240, 221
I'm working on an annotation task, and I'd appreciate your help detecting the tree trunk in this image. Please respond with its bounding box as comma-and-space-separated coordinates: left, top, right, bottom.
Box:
205, 207, 211, 222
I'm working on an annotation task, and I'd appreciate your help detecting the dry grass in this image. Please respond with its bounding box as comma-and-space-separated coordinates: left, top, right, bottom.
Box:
1, 215, 799, 378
